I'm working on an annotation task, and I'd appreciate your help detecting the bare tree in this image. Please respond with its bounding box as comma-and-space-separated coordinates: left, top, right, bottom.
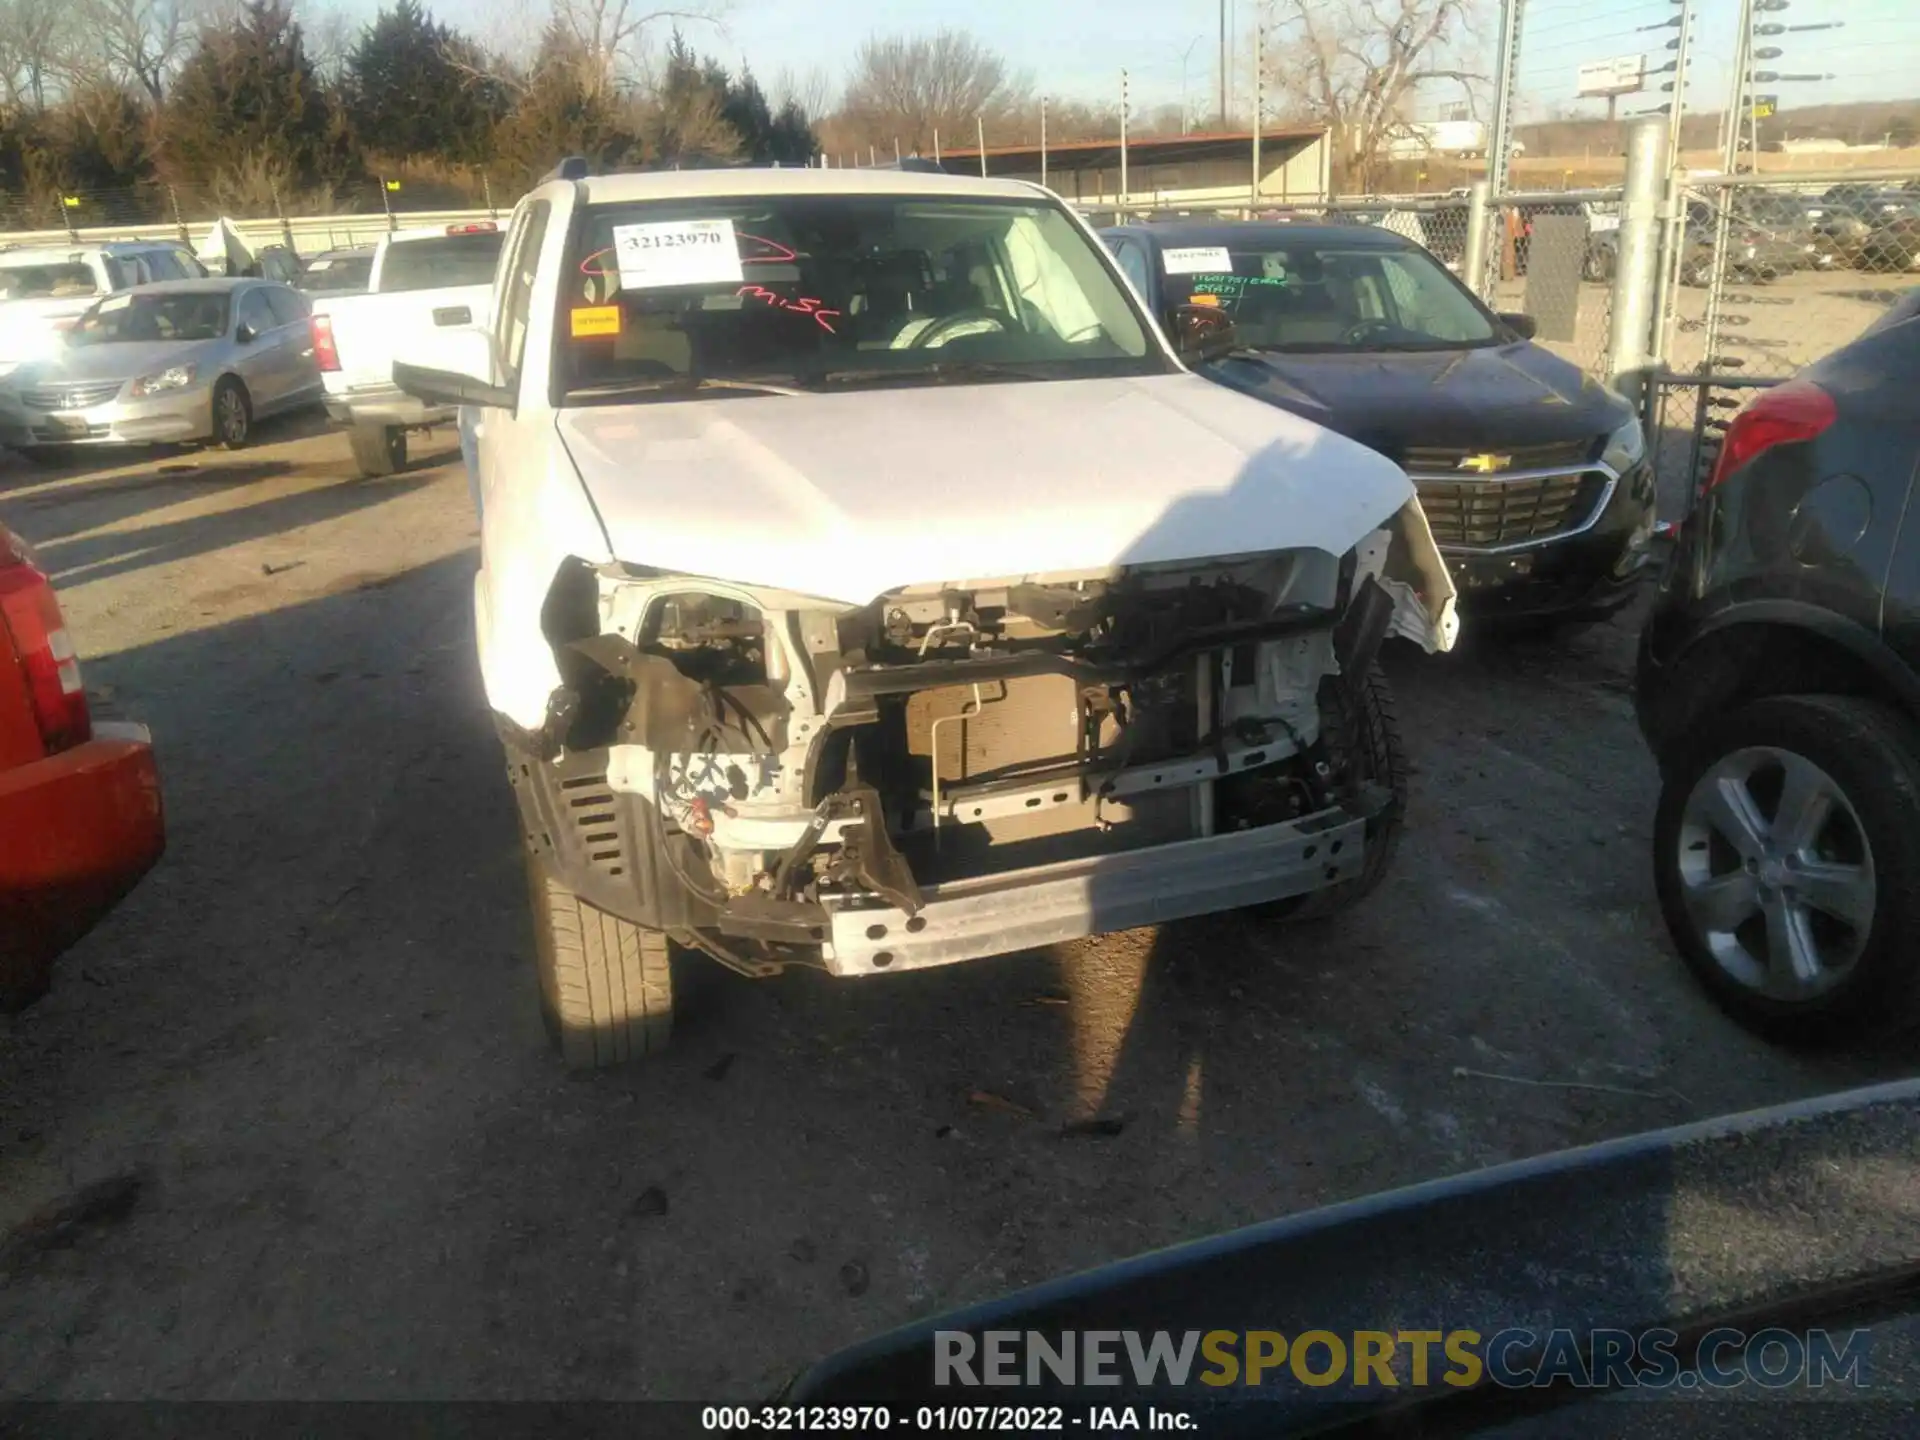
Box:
0, 0, 80, 108
72, 0, 196, 101
549, 0, 718, 99
1264, 0, 1484, 189
837, 30, 1029, 155
462, 0, 720, 104
301, 1, 355, 86
769, 62, 831, 122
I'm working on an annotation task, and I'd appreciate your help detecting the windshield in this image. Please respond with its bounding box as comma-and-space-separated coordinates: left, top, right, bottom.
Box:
1169, 242, 1498, 352
556, 194, 1160, 401
67, 291, 230, 345
380, 233, 505, 293
300, 253, 375, 293
0, 261, 98, 302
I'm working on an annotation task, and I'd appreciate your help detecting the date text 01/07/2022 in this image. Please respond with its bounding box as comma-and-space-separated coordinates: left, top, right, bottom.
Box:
701, 1405, 1199, 1432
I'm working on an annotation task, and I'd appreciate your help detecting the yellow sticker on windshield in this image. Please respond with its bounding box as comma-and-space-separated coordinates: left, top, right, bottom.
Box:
570, 305, 621, 338
1187, 293, 1221, 307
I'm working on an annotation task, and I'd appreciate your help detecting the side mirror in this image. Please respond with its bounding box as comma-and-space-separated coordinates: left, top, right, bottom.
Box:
1170, 303, 1239, 361
1497, 311, 1538, 340
234, 323, 257, 344
392, 324, 514, 410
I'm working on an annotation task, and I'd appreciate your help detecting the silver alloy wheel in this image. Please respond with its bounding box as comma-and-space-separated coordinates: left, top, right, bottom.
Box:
217, 385, 247, 444
1674, 745, 1877, 1001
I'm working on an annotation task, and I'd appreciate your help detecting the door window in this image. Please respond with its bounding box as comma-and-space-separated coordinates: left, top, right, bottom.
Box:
1111, 238, 1153, 299
142, 250, 187, 282
264, 286, 309, 326
237, 289, 276, 336
494, 201, 551, 394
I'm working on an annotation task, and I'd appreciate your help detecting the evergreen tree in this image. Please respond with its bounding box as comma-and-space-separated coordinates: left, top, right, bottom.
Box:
344, 1, 505, 163
162, 0, 354, 192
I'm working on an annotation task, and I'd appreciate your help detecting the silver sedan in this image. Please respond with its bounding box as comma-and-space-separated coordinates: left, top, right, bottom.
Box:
0, 278, 323, 456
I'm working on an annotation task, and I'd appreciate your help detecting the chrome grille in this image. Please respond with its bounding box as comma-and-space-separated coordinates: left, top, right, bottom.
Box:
1414, 473, 1601, 549
21, 380, 123, 410
1401, 437, 1597, 472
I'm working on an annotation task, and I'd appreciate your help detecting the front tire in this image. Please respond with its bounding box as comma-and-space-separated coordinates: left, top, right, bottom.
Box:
212, 378, 251, 449
525, 849, 674, 1069
349, 423, 406, 477
1255, 663, 1408, 922
1653, 694, 1920, 1045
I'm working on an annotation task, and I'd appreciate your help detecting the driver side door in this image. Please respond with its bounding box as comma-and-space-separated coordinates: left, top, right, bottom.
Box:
231, 287, 290, 407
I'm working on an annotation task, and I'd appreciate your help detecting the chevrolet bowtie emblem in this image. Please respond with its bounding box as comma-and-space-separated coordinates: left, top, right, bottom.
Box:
1457, 453, 1513, 474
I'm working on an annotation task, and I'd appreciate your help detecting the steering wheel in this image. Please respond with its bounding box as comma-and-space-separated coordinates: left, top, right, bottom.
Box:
1342, 319, 1402, 346
910, 309, 1010, 349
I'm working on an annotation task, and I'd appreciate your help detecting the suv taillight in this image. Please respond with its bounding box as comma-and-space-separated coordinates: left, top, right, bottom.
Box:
1705, 379, 1838, 492
310, 313, 340, 371
0, 536, 90, 753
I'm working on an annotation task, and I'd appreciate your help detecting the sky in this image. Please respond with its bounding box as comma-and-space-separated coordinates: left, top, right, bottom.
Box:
337, 0, 1920, 123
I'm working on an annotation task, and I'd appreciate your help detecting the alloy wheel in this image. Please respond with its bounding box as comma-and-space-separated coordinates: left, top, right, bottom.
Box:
1674, 745, 1877, 1002
218, 387, 248, 445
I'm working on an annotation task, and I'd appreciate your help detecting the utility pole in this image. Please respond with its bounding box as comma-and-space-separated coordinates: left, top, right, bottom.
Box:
1041, 97, 1049, 189
1719, 0, 1755, 174
977, 115, 988, 176
1251, 17, 1263, 211
1666, 0, 1696, 174
1218, 0, 1229, 126
1120, 70, 1131, 216
1607, 116, 1670, 409
1485, 0, 1526, 200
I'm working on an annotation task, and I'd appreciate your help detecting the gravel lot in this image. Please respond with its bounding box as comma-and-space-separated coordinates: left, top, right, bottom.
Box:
0, 421, 1912, 1400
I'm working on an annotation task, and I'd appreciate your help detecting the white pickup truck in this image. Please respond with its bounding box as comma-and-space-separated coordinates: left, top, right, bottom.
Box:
391, 168, 1458, 1069
308, 222, 506, 475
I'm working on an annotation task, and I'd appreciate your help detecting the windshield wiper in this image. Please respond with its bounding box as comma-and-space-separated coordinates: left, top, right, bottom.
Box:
814, 360, 1041, 388
566, 375, 809, 402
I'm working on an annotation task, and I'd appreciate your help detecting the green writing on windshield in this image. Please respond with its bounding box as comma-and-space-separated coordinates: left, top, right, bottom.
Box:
1190, 273, 1290, 295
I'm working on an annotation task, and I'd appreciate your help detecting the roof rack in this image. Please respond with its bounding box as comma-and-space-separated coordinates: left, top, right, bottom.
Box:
542, 156, 592, 184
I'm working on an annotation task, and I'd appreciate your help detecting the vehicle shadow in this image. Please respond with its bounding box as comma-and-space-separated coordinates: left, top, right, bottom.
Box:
0, 458, 302, 546
17, 470, 437, 588
1025, 430, 1914, 1222
0, 445, 1911, 1399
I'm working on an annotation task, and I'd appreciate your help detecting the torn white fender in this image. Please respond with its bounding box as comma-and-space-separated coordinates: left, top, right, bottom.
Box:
1354, 500, 1461, 655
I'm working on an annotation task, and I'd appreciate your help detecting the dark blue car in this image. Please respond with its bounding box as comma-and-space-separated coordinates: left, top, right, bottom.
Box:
1100, 221, 1659, 626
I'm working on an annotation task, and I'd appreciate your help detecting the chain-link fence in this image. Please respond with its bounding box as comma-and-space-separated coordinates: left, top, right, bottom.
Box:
1652, 171, 1920, 510
1483, 190, 1621, 382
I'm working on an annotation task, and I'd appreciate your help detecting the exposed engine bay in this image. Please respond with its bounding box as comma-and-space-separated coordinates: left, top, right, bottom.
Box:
505, 504, 1455, 978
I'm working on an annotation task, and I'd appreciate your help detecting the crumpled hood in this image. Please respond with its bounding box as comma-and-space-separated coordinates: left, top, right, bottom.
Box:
1204, 342, 1627, 455
555, 372, 1417, 608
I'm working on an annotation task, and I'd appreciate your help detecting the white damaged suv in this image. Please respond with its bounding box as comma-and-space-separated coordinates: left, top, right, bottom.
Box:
395, 166, 1459, 1068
